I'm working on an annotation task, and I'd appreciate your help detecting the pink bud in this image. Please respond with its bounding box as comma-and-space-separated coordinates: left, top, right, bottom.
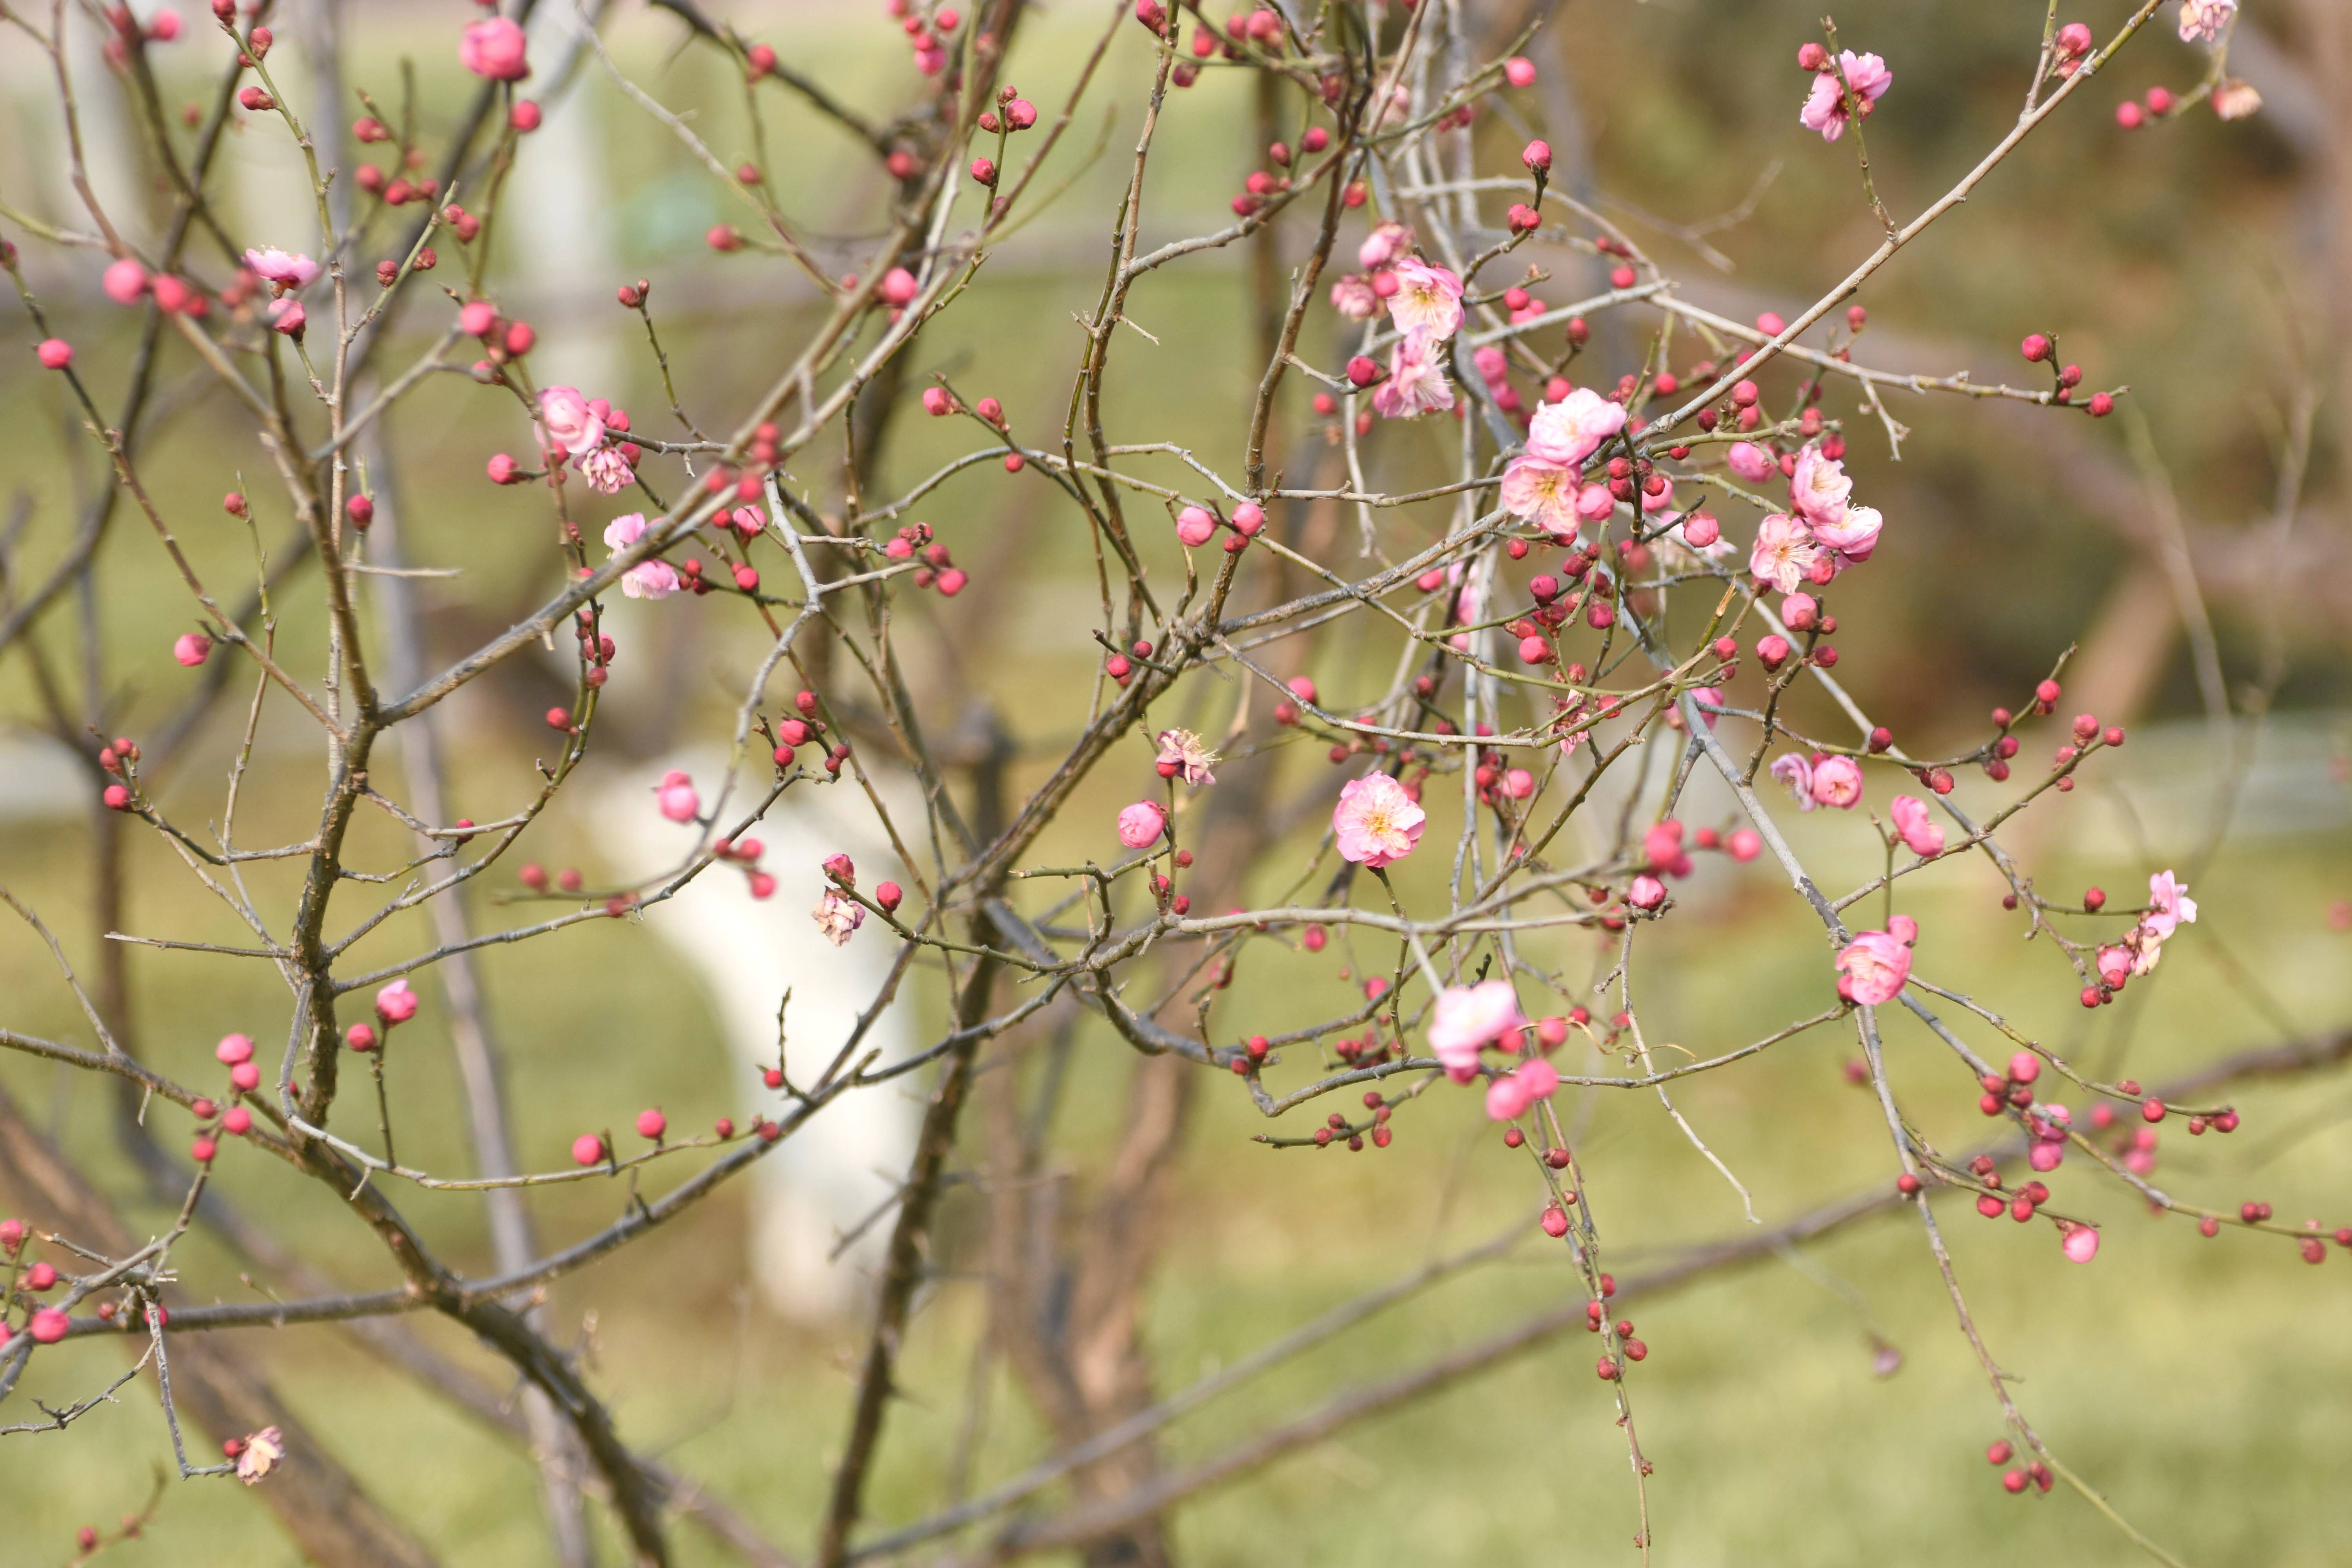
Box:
1727, 829, 1762, 862
1503, 56, 1537, 88
571, 1133, 606, 1167
29, 1307, 69, 1344
2062, 1225, 2100, 1263
36, 339, 73, 370
1627, 874, 1666, 910
460, 299, 497, 337
216, 1033, 255, 1065
1116, 801, 1167, 849
2007, 1051, 2040, 1084
172, 632, 212, 666
1521, 139, 1551, 173
822, 851, 856, 886
374, 978, 419, 1024
878, 267, 919, 306
103, 257, 150, 304
635, 1108, 666, 1140
656, 775, 700, 823
922, 386, 953, 416
1175, 506, 1218, 547
1230, 501, 1265, 537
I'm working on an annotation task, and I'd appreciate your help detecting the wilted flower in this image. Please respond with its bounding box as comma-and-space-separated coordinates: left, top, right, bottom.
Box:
813, 886, 865, 946
1328, 273, 1379, 320
581, 447, 633, 495
236, 1426, 286, 1485
1154, 728, 1219, 786
2177, 0, 2236, 45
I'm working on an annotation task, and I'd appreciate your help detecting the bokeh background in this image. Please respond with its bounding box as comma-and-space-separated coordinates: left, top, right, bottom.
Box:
3, 0, 2350, 1563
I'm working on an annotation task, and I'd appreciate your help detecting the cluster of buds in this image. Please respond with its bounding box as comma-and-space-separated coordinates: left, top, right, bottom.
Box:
458, 298, 537, 376
884, 0, 958, 77
713, 834, 777, 900
2017, 332, 2116, 416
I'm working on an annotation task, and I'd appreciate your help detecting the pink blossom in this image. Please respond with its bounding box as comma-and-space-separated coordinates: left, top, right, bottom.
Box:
623, 560, 681, 600
656, 769, 700, 823
581, 448, 634, 495
235, 1425, 286, 1485
1485, 1072, 1534, 1122
1332, 772, 1425, 868
2062, 1224, 2100, 1264
1725, 441, 1775, 483
1116, 800, 1167, 849
374, 978, 419, 1024
1428, 980, 1524, 1073
460, 16, 531, 81
173, 632, 212, 667
539, 386, 606, 460
1750, 512, 1824, 594
1809, 755, 1863, 809
1526, 387, 1627, 467
1811, 503, 1883, 562
1386, 259, 1465, 339
1835, 929, 1912, 1005
1356, 220, 1412, 271
242, 247, 319, 291
1770, 752, 1816, 811
1787, 444, 1851, 528
103, 257, 149, 304
265, 298, 305, 336
2141, 870, 2198, 941
2177, 0, 2236, 44
1154, 729, 1218, 786
1328, 274, 1379, 320
1372, 331, 1454, 419
1800, 51, 1892, 142
1889, 794, 1944, 857
813, 886, 865, 946
1499, 455, 1582, 537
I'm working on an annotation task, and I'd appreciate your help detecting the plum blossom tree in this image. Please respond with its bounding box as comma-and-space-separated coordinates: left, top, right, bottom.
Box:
0, 0, 2343, 1565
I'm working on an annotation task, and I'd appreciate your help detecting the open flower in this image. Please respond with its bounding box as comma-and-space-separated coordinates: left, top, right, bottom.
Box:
1889, 794, 1945, 857
1526, 386, 1628, 468
1332, 772, 1425, 868
1787, 444, 1851, 529
1386, 258, 1465, 339
581, 447, 633, 495
236, 1426, 286, 1486
2141, 869, 2198, 941
539, 386, 606, 461
1769, 752, 1816, 810
813, 887, 865, 946
1499, 454, 1583, 537
1153, 728, 1218, 786
1811, 503, 1882, 563
1328, 274, 1379, 320
1836, 928, 1913, 1005
1372, 330, 1454, 419
2178, 0, 2236, 45
1800, 51, 1893, 142
602, 513, 680, 601
1810, 755, 1863, 809
1428, 980, 1524, 1074
241, 248, 319, 292
1750, 512, 1824, 594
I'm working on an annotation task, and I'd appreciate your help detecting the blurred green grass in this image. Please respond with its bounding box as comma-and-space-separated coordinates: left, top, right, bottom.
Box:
3, 0, 2350, 1563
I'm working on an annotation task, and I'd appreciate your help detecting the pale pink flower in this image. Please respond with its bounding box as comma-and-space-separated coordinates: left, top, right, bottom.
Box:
1770, 752, 1816, 811
656, 769, 700, 823
242, 247, 319, 291
1889, 794, 1945, 857
1836, 929, 1912, 1005
1725, 441, 1775, 483
1332, 772, 1425, 868
1386, 258, 1465, 339
1787, 444, 1852, 528
813, 886, 865, 946
1372, 331, 1454, 419
1328, 273, 1379, 320
1154, 728, 1218, 786
538, 385, 605, 460
1800, 51, 1892, 142
2210, 78, 2261, 120
1811, 503, 1883, 562
1499, 455, 1582, 537
1356, 221, 1412, 272
1810, 755, 1864, 809
1526, 387, 1627, 467
1750, 512, 1824, 594
1427, 980, 1524, 1074
236, 1426, 286, 1486
1116, 800, 1167, 849
2061, 1224, 2100, 1263
2177, 0, 2236, 45
2141, 870, 2198, 941
581, 447, 634, 495
460, 16, 531, 81
623, 560, 681, 600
